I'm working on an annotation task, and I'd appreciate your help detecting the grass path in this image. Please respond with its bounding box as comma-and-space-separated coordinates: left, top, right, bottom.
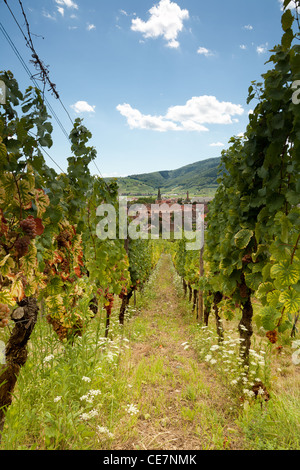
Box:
107, 256, 245, 451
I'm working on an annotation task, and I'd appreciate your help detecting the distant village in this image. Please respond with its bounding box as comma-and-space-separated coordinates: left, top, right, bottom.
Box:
128, 189, 212, 213
126, 189, 213, 234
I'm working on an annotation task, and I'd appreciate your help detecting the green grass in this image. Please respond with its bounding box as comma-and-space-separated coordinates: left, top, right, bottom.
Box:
1, 255, 299, 450
238, 393, 300, 450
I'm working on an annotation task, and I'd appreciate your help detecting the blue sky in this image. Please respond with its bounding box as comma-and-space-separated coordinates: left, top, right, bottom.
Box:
0, 0, 293, 177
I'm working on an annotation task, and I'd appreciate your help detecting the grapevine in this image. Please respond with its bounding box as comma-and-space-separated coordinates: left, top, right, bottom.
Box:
203, 2, 300, 360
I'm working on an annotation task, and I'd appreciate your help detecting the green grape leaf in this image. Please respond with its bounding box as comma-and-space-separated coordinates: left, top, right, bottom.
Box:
271, 262, 300, 286
256, 282, 274, 299
267, 289, 281, 307
260, 306, 282, 331
281, 9, 294, 32
234, 229, 253, 249
0, 137, 7, 164
282, 29, 294, 49
252, 244, 268, 263
245, 271, 262, 291
262, 263, 271, 282
279, 289, 300, 314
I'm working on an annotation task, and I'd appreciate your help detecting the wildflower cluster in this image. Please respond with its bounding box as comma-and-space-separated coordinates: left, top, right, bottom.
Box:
80, 388, 102, 404
80, 409, 99, 421
192, 324, 270, 404
96, 426, 114, 440
125, 403, 139, 416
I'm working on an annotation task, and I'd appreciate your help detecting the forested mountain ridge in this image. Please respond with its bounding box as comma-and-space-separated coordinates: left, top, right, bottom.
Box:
107, 157, 221, 196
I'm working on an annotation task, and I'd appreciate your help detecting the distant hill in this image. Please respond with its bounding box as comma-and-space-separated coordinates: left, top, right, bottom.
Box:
106, 157, 221, 197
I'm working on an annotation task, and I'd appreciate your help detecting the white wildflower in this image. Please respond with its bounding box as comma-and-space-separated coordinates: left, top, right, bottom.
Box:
43, 354, 54, 363
80, 395, 89, 402
54, 396, 62, 402
106, 351, 116, 362
82, 376, 91, 383
80, 389, 101, 404
97, 426, 114, 439
125, 404, 139, 415
89, 389, 101, 396
80, 409, 98, 421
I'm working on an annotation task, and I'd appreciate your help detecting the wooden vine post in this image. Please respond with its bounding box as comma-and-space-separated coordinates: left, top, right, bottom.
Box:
197, 205, 205, 322
198, 245, 204, 323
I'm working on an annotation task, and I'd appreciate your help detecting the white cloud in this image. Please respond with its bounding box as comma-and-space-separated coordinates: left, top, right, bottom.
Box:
57, 7, 64, 16
71, 101, 96, 113
257, 42, 268, 54
166, 96, 244, 125
243, 24, 253, 30
116, 104, 185, 132
209, 142, 224, 147
87, 23, 96, 31
43, 11, 56, 20
131, 0, 189, 49
180, 120, 209, 132
167, 39, 180, 49
117, 96, 244, 132
197, 46, 215, 57
55, 0, 78, 9
240, 44, 247, 50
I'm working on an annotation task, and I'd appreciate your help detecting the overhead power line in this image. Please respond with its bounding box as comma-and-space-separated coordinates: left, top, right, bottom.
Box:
0, 21, 70, 142
3, 0, 59, 99
1, 1, 110, 187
